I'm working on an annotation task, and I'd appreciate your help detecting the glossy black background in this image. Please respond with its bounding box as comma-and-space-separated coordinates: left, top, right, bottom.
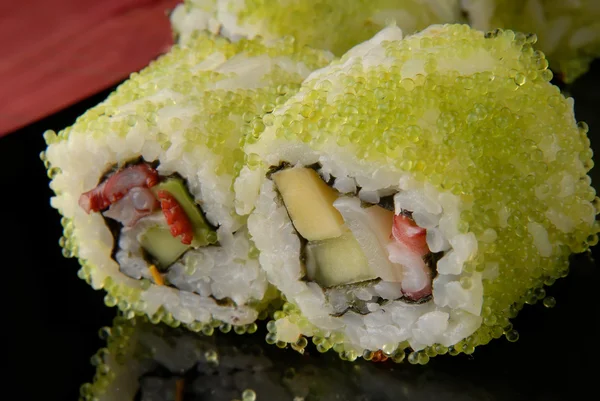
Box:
4, 62, 600, 401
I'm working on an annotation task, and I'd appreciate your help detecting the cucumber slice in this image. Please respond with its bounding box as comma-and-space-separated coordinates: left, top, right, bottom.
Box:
333, 197, 403, 282
140, 226, 189, 269
305, 229, 377, 287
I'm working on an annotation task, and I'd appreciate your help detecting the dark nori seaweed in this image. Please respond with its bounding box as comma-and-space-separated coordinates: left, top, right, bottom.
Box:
424, 250, 443, 280
323, 278, 381, 291
298, 236, 309, 280
309, 162, 336, 187
399, 208, 414, 219
401, 293, 433, 304
377, 195, 395, 211
265, 161, 292, 179
214, 297, 236, 307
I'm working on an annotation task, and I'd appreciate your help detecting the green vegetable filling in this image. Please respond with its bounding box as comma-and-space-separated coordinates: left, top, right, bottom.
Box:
305, 229, 377, 288
140, 227, 189, 269
142, 177, 218, 268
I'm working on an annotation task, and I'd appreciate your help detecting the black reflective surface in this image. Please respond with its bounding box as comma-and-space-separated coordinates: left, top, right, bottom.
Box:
85, 304, 599, 401
5, 62, 600, 401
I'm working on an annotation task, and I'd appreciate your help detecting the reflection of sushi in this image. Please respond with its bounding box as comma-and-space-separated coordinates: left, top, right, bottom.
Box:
41, 32, 332, 330
81, 315, 568, 401
462, 0, 600, 83
170, 0, 464, 56
81, 316, 349, 401
235, 24, 598, 362
79, 318, 147, 401
76, 316, 398, 401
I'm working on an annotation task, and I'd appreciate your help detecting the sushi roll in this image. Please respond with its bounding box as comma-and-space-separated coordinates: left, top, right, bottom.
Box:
170, 0, 464, 56
234, 24, 599, 362
41, 32, 332, 330
461, 0, 600, 83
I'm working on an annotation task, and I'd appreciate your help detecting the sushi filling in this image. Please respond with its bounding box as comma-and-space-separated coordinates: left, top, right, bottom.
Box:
271, 165, 444, 316
78, 160, 220, 288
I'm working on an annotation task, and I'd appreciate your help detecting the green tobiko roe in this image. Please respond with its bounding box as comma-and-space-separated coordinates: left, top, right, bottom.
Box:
463, 0, 600, 83
171, 0, 464, 56
255, 23, 598, 362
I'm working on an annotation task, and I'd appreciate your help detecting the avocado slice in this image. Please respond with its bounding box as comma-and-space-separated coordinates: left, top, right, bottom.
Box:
272, 167, 345, 241
151, 178, 217, 248
305, 229, 377, 287
140, 226, 189, 269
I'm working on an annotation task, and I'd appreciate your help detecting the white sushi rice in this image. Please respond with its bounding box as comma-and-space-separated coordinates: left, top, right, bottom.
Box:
45, 46, 322, 326
245, 166, 483, 352
235, 26, 487, 352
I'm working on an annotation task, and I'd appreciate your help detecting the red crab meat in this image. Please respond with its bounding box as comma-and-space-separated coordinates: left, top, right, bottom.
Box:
157, 190, 194, 245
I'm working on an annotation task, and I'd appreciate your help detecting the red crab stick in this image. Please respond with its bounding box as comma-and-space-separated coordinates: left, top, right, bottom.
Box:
391, 214, 429, 257
79, 164, 159, 213
157, 190, 194, 245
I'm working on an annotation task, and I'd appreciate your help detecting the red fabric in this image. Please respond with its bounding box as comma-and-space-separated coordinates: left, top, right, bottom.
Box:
0, 0, 182, 137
